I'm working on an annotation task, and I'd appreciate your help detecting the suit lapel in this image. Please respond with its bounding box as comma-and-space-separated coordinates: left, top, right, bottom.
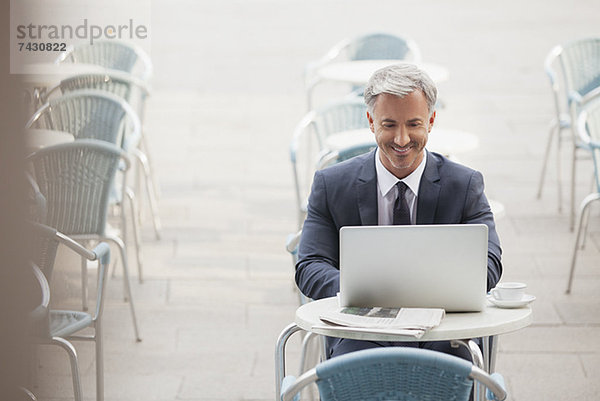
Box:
356, 150, 378, 225
416, 151, 441, 224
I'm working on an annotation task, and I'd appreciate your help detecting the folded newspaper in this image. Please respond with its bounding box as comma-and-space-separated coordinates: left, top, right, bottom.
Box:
317, 306, 445, 338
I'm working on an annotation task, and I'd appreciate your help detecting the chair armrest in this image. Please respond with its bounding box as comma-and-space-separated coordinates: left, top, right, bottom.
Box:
280, 376, 300, 401
55, 231, 97, 261
285, 231, 302, 254
92, 242, 111, 266
29, 264, 51, 338
486, 373, 506, 401
91, 242, 111, 322
281, 368, 317, 401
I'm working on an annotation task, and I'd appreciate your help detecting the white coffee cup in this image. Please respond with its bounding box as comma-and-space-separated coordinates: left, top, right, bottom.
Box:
491, 282, 527, 301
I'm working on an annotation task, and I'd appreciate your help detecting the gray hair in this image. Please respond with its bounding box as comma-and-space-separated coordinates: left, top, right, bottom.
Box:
364, 63, 437, 116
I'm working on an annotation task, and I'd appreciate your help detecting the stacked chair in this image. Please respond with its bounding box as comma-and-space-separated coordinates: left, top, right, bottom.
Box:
55, 40, 160, 239
41, 73, 161, 240
26, 90, 145, 285
24, 42, 155, 401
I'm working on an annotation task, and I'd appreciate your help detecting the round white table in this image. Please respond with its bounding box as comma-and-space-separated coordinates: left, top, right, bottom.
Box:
307, 59, 449, 109
324, 127, 479, 156
276, 296, 531, 401
317, 60, 450, 86
296, 296, 531, 342
19, 62, 108, 87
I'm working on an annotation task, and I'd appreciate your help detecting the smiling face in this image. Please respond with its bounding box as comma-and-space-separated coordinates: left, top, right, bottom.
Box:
367, 91, 435, 179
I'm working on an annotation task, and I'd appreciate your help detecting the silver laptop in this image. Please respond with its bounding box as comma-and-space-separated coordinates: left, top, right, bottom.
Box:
339, 224, 488, 312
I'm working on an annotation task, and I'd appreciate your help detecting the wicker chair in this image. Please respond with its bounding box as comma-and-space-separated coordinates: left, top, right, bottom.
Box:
537, 38, 600, 229
26, 89, 146, 279
56, 40, 152, 81
280, 347, 507, 401
29, 221, 111, 401
43, 74, 161, 239
305, 32, 421, 109
291, 98, 372, 228
27, 140, 141, 342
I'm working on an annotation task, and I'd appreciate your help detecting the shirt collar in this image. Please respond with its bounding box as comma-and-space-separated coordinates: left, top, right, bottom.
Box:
375, 148, 427, 198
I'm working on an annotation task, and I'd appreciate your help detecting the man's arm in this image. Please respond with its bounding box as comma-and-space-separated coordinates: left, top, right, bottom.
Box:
295, 171, 341, 300
463, 170, 502, 291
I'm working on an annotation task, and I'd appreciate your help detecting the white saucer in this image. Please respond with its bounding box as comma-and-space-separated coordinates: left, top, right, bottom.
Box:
487, 294, 536, 308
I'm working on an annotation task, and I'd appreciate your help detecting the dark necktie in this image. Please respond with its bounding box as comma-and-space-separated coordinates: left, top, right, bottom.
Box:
393, 181, 411, 225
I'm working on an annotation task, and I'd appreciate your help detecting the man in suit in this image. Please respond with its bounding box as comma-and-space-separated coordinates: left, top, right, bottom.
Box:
295, 63, 502, 359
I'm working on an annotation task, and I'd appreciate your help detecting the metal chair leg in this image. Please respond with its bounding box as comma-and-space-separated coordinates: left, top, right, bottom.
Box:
125, 188, 144, 283
537, 120, 557, 199
81, 256, 89, 312
570, 145, 578, 231
567, 192, 600, 293
95, 321, 104, 401
51, 337, 83, 401
141, 133, 160, 200
106, 236, 142, 342
132, 148, 161, 240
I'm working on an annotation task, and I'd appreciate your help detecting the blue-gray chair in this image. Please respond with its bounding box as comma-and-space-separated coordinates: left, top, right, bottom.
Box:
26, 90, 145, 281
305, 32, 421, 109
291, 98, 372, 228
537, 38, 600, 229
56, 40, 152, 82
43, 74, 161, 240
567, 94, 600, 293
280, 347, 507, 401
27, 140, 142, 342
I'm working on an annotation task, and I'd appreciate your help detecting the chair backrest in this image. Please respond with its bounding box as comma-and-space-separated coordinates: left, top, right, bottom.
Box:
558, 37, 600, 101
50, 72, 150, 123
312, 98, 369, 145
282, 347, 506, 401
26, 89, 141, 151
343, 32, 422, 62
577, 95, 600, 192
291, 99, 372, 228
28, 223, 60, 281
26, 140, 126, 236
56, 40, 152, 81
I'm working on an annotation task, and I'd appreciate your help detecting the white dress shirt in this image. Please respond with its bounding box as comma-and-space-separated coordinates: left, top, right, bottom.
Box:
375, 148, 427, 225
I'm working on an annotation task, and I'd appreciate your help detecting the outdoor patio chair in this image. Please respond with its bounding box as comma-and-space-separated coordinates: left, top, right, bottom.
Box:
42, 74, 161, 240
567, 94, 600, 293
537, 38, 600, 230
27, 140, 142, 342
26, 90, 148, 277
305, 32, 421, 108
280, 347, 507, 401
56, 40, 153, 82
28, 221, 111, 401
290, 98, 372, 228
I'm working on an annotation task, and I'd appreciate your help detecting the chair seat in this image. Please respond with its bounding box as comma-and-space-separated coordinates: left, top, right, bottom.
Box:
50, 310, 93, 337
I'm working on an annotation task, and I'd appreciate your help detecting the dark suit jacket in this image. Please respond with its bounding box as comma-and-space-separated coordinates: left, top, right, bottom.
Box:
295, 149, 502, 300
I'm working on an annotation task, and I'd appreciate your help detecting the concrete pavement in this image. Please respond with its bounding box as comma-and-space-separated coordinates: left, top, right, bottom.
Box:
32, 1, 600, 400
